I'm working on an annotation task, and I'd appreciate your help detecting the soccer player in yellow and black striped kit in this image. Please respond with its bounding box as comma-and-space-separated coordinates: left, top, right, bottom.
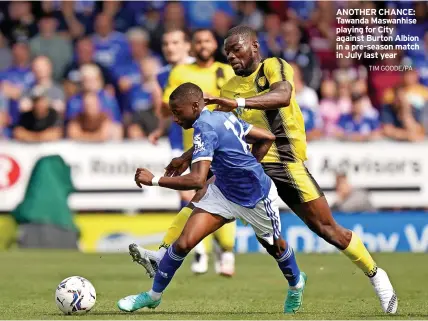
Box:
129, 26, 397, 314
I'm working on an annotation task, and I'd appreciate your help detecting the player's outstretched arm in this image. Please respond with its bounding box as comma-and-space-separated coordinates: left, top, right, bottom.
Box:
136, 161, 211, 191
206, 81, 292, 112
236, 81, 292, 111
245, 126, 276, 162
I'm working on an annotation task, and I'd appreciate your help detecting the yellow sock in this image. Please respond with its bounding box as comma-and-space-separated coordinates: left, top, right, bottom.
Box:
160, 207, 192, 248
342, 232, 377, 276
214, 222, 236, 252
201, 234, 213, 254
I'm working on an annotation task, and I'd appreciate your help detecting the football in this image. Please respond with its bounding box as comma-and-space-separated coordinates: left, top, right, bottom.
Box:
55, 276, 96, 315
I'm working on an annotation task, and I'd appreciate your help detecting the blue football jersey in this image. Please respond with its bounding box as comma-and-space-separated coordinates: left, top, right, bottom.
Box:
0, 66, 35, 126
338, 113, 379, 134
157, 65, 172, 90
92, 32, 131, 71
127, 85, 153, 112
66, 90, 122, 122
192, 109, 272, 208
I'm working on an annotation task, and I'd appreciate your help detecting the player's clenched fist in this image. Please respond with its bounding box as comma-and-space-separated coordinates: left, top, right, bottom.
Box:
135, 168, 154, 188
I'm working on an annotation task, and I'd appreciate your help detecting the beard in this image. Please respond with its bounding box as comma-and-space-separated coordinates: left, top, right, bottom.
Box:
234, 67, 245, 76
195, 50, 213, 62
236, 55, 256, 77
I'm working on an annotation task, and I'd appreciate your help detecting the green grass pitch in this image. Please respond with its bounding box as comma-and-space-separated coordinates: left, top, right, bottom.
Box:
0, 251, 427, 320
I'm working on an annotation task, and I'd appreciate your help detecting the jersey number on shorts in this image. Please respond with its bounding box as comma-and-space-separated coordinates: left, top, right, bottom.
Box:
224, 114, 248, 153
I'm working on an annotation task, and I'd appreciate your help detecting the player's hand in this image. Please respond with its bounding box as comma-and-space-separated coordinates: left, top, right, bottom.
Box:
214, 98, 238, 112
164, 157, 190, 177
203, 92, 218, 106
135, 168, 154, 188
148, 128, 163, 145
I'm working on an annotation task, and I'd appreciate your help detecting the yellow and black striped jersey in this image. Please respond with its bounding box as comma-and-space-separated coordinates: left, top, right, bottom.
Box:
220, 57, 307, 164
163, 61, 234, 150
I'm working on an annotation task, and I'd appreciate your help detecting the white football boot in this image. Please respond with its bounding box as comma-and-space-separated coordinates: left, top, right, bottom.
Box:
191, 242, 208, 274
214, 240, 223, 274
128, 243, 162, 278
369, 267, 398, 314
218, 251, 235, 277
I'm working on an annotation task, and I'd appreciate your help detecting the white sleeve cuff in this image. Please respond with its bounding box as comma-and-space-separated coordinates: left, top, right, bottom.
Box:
191, 156, 213, 164
243, 124, 253, 136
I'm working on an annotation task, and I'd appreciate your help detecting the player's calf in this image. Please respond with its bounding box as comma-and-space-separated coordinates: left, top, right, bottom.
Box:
175, 232, 202, 255
260, 237, 302, 287
290, 197, 352, 250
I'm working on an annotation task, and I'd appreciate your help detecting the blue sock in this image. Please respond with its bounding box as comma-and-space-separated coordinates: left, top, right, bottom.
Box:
152, 244, 187, 293
277, 243, 301, 286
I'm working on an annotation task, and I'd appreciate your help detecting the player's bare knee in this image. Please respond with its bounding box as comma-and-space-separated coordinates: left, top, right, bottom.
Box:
258, 238, 285, 259
174, 237, 193, 255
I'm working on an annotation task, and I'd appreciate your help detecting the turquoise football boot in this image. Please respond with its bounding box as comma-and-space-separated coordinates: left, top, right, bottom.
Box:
117, 292, 161, 312
284, 272, 307, 314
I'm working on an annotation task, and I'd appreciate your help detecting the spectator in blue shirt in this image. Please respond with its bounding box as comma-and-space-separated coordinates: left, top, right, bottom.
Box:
126, 57, 161, 140
67, 91, 122, 142
0, 42, 35, 128
156, 29, 192, 90
92, 13, 131, 72
60, 0, 99, 38
301, 106, 323, 141
63, 37, 114, 99
181, 1, 235, 30
20, 56, 65, 114
286, 1, 317, 23
336, 93, 382, 142
258, 13, 282, 58
381, 86, 425, 142
0, 42, 34, 99
152, 28, 194, 148
66, 64, 121, 124
102, 1, 137, 33
115, 28, 159, 95
275, 21, 321, 90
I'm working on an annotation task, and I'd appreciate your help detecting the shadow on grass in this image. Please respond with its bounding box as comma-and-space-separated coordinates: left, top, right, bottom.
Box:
49, 310, 289, 316
47, 310, 425, 319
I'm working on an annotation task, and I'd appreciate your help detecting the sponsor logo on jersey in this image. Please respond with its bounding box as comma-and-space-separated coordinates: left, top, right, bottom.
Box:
257, 76, 267, 88
193, 134, 205, 154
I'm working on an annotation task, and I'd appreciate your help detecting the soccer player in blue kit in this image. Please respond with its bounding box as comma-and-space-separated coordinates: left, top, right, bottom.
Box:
117, 82, 307, 313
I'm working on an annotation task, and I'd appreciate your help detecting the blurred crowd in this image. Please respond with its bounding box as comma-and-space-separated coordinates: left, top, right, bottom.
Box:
0, 0, 427, 143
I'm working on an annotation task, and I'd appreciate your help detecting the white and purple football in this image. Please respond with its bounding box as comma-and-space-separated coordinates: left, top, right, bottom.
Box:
55, 276, 96, 314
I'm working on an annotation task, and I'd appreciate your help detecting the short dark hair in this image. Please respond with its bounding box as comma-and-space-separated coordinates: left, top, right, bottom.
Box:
163, 27, 190, 43
226, 25, 257, 40
170, 82, 203, 104
39, 13, 56, 21
351, 92, 364, 103
192, 28, 216, 40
